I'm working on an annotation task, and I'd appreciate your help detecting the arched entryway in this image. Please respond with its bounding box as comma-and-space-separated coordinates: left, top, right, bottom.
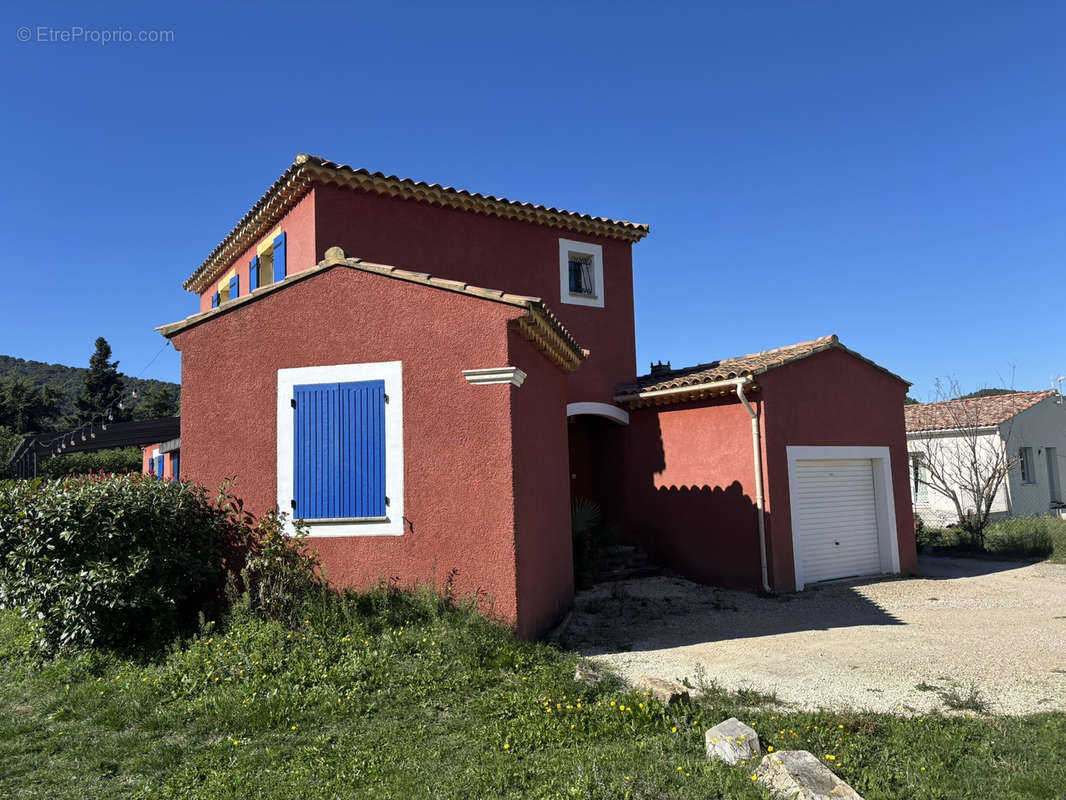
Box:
567, 402, 643, 586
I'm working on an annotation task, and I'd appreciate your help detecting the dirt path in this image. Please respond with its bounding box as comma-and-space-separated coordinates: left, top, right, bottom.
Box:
563, 556, 1066, 714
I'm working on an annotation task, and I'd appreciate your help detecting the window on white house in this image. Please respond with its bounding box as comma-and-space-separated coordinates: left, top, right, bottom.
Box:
909, 452, 929, 504
1019, 447, 1036, 484
558, 238, 604, 308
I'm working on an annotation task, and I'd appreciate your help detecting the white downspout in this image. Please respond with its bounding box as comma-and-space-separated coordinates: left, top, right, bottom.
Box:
736, 378, 772, 594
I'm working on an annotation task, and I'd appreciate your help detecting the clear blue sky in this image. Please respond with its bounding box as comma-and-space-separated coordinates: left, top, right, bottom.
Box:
2, 1, 1063, 399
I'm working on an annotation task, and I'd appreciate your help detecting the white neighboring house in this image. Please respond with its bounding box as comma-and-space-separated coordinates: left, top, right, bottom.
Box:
905, 390, 1066, 527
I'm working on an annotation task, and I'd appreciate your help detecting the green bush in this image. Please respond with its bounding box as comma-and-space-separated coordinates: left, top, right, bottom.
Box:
913, 513, 955, 550
35, 446, 142, 478
984, 517, 1058, 558
227, 510, 323, 627
0, 474, 249, 654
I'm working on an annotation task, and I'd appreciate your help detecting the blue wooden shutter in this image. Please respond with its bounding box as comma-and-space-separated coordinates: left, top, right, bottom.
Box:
273, 232, 286, 282
172, 453, 180, 481
293, 383, 340, 519
249, 256, 259, 291
339, 380, 387, 518
211, 292, 220, 308
229, 274, 239, 300
154, 455, 164, 478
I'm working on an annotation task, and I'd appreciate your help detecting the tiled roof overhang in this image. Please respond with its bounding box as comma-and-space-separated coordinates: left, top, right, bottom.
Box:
614, 335, 909, 408
162, 247, 587, 375
184, 154, 650, 294
904, 390, 1059, 433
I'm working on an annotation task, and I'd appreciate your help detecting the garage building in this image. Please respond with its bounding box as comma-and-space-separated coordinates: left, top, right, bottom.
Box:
614, 336, 916, 592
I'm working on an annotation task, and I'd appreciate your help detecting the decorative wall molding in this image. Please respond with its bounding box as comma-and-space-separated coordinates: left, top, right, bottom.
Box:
462, 367, 528, 387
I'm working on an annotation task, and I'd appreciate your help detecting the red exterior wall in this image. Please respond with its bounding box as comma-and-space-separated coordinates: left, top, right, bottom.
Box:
759, 348, 918, 590
507, 329, 574, 638
622, 396, 765, 589
312, 184, 637, 406
197, 190, 318, 312
173, 266, 573, 637
621, 349, 917, 592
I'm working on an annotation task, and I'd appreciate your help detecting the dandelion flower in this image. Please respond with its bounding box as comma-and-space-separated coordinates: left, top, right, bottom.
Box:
503, 743, 510, 750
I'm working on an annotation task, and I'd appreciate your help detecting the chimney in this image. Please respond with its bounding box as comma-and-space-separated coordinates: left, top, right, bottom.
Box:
649, 360, 672, 378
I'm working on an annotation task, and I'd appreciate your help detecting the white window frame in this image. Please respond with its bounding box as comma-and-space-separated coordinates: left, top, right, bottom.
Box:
276, 360, 404, 537
785, 446, 901, 591
559, 238, 604, 308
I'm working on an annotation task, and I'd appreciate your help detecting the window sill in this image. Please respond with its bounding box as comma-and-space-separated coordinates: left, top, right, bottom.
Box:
569, 292, 599, 300
297, 516, 389, 524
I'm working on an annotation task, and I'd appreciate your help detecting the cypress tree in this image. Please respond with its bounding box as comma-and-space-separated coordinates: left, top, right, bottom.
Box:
73, 337, 127, 425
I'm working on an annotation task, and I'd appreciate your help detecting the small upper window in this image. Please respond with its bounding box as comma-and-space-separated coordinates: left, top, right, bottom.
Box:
568, 254, 595, 296
1019, 447, 1036, 484
250, 229, 287, 291
215, 270, 238, 304
255, 248, 274, 290
559, 238, 604, 308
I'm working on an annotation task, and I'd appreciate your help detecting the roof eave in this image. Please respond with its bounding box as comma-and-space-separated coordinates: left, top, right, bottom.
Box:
614, 337, 909, 401
906, 425, 1000, 437
162, 248, 587, 375
184, 153, 650, 293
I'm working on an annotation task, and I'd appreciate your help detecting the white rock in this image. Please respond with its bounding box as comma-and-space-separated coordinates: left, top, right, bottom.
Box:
755, 750, 864, 799
635, 674, 690, 706
704, 717, 761, 765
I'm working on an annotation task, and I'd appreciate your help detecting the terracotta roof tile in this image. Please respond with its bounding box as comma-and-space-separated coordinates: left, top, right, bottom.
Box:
615, 335, 907, 401
159, 247, 586, 375
184, 153, 650, 293
905, 390, 1058, 433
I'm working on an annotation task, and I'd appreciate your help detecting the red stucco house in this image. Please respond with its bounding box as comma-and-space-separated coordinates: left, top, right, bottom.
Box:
152, 154, 916, 638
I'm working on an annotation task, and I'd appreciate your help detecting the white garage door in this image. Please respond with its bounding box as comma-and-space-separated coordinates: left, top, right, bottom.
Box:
792, 458, 882, 584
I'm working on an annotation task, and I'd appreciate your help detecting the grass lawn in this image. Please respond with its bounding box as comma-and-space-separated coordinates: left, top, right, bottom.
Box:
1, 590, 1065, 800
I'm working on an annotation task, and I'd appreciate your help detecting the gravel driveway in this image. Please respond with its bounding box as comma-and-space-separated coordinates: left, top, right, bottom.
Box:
563, 555, 1066, 715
